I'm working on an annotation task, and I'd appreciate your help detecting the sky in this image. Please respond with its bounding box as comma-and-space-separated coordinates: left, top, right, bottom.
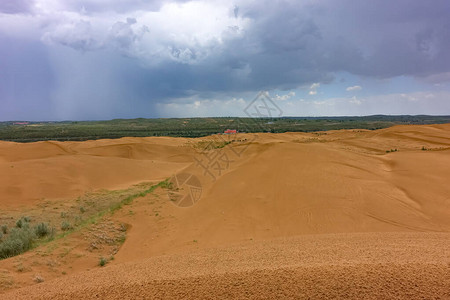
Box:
1, 0, 450, 121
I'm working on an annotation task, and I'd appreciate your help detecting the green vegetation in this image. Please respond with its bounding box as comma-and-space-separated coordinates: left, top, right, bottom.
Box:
16, 216, 31, 228
0, 181, 167, 261
0, 223, 35, 259
386, 149, 398, 153
117, 234, 126, 244
0, 218, 56, 259
2, 115, 450, 142
99, 257, 107, 267
60, 221, 73, 231
34, 223, 52, 238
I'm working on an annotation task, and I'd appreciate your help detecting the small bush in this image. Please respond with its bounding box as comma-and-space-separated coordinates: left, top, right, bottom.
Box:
61, 221, 72, 231
79, 206, 86, 213
159, 180, 173, 189
119, 223, 127, 232
16, 216, 31, 228
74, 216, 83, 226
33, 274, 44, 283
34, 223, 51, 238
1, 225, 7, 234
0, 232, 3, 240
0, 226, 35, 259
117, 234, 126, 244
16, 219, 23, 228
99, 257, 107, 267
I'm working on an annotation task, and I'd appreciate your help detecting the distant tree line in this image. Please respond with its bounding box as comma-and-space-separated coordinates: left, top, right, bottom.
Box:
1, 115, 449, 142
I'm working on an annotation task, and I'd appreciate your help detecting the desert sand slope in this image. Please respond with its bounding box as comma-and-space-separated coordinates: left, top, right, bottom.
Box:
1, 124, 450, 298
4, 232, 450, 299
109, 124, 450, 260
0, 137, 193, 208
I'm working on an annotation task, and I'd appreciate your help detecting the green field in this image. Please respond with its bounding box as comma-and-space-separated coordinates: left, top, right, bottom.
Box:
1, 115, 450, 142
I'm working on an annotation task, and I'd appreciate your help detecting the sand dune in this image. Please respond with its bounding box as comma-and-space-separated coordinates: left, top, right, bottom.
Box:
1, 124, 450, 298
0, 137, 193, 207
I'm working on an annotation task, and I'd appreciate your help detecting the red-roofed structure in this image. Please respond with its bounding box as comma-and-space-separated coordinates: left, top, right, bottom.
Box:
224, 129, 237, 134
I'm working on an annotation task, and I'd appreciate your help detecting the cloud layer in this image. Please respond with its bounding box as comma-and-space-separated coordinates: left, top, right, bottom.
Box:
1, 0, 450, 120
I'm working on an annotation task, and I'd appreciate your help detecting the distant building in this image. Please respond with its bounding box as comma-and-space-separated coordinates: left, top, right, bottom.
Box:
224, 129, 237, 134
13, 122, 29, 125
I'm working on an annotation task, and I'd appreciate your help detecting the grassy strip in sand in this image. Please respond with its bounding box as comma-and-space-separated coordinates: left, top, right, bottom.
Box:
0, 179, 169, 260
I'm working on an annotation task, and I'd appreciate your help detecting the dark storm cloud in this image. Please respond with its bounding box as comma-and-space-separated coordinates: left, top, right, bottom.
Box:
237, 0, 450, 80
128, 0, 450, 98
1, 0, 450, 120
39, 0, 450, 91
0, 34, 55, 121
313, 0, 450, 77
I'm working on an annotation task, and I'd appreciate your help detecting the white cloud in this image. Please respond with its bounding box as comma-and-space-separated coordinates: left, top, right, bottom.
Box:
310, 83, 320, 89
280, 91, 450, 116
157, 96, 248, 117
273, 91, 295, 101
309, 83, 320, 95
156, 90, 450, 118
346, 85, 362, 91
349, 96, 362, 105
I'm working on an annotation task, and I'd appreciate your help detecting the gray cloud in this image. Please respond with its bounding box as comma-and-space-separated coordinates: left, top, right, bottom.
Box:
62, 0, 191, 14
38, 0, 450, 84
317, 0, 450, 77
0, 34, 55, 121
0, 0, 34, 14
42, 20, 103, 52
108, 18, 149, 56
1, 0, 450, 120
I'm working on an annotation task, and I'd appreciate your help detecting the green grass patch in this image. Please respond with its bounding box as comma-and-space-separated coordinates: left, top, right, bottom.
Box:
99, 257, 107, 267
0, 180, 167, 260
